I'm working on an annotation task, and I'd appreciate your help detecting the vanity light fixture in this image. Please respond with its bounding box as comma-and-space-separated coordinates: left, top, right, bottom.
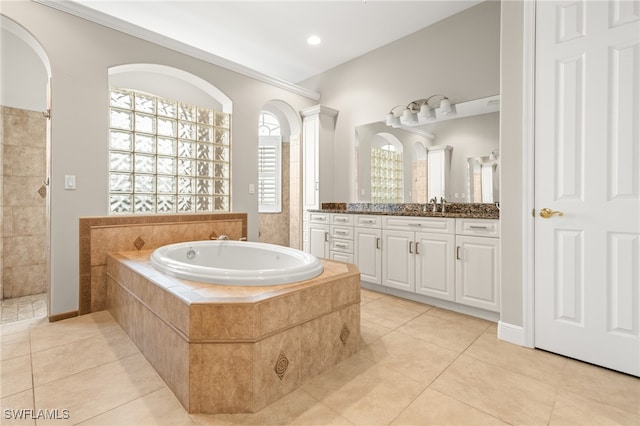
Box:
387, 94, 456, 127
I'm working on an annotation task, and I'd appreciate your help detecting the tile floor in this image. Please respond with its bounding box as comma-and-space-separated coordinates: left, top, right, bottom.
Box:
1, 294, 48, 324
1, 288, 638, 425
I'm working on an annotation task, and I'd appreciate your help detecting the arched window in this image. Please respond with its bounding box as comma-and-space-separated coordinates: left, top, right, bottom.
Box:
258, 111, 282, 213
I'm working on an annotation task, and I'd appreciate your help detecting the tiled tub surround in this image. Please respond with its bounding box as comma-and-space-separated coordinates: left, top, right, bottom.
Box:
79, 213, 247, 315
317, 202, 500, 219
106, 250, 361, 414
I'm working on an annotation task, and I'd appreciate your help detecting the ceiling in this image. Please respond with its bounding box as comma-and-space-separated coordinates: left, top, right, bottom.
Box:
54, 0, 481, 84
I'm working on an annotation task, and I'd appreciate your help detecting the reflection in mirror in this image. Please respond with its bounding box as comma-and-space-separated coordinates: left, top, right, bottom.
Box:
355, 95, 499, 203
427, 145, 453, 201
371, 135, 403, 203
411, 141, 428, 203
468, 153, 499, 203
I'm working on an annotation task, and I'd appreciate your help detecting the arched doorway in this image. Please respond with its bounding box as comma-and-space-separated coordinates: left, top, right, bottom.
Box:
257, 100, 302, 248
1, 16, 52, 320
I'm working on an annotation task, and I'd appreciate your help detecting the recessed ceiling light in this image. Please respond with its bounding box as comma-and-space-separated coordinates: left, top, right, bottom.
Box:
307, 35, 321, 46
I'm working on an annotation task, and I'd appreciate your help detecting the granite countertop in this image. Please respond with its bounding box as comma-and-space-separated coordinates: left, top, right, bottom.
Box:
309, 202, 500, 220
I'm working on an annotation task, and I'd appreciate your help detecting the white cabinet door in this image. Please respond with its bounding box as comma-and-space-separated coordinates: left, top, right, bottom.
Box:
382, 230, 415, 292
455, 235, 499, 312
415, 232, 455, 301
308, 223, 329, 259
354, 227, 382, 285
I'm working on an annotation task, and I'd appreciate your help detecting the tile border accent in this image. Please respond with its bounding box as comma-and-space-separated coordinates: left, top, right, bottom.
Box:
79, 213, 247, 315
274, 351, 289, 380
340, 323, 351, 344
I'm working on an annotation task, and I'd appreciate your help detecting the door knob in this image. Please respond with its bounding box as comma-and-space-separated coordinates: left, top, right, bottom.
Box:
539, 208, 564, 219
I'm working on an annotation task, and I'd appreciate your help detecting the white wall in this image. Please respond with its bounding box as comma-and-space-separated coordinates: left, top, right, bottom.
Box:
1, 0, 317, 315
0, 27, 48, 111
499, 0, 526, 328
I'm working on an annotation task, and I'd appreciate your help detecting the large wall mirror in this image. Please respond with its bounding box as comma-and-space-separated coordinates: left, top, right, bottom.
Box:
355, 95, 500, 203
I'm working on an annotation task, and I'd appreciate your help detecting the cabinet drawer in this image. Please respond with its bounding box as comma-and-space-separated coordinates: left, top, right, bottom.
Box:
354, 215, 382, 228
383, 216, 454, 234
330, 251, 354, 264
330, 238, 353, 253
308, 212, 329, 224
456, 219, 500, 237
330, 225, 353, 240
331, 213, 354, 225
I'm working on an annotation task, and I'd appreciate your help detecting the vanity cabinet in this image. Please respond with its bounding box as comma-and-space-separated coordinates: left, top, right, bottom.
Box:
329, 213, 354, 263
455, 219, 500, 312
304, 211, 500, 314
304, 212, 330, 259
353, 215, 383, 285
381, 216, 455, 295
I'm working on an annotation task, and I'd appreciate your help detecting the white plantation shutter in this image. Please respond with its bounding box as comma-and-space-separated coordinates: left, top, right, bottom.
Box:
258, 135, 281, 212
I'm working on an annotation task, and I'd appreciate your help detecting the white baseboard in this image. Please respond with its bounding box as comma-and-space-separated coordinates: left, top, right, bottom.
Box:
498, 321, 529, 347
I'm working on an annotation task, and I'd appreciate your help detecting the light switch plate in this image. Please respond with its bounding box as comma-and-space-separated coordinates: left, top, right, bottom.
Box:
64, 175, 76, 190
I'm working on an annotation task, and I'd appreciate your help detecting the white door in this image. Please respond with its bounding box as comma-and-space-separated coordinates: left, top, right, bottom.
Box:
534, 0, 639, 376
354, 227, 382, 284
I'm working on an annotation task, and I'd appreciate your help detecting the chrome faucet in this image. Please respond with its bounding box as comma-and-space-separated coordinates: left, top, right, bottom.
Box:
211, 234, 229, 240
430, 197, 439, 212
440, 197, 447, 215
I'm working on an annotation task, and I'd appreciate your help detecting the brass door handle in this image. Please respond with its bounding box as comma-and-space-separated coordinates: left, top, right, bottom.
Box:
539, 208, 564, 219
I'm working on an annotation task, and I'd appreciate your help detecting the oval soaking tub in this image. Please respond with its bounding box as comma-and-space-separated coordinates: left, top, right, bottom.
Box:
150, 240, 323, 286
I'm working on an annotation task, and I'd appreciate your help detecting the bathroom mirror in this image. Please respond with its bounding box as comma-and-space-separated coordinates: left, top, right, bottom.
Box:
355, 95, 499, 203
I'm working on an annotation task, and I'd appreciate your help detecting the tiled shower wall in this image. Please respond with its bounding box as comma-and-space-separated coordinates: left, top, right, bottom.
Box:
1, 107, 48, 300
412, 159, 428, 203
259, 142, 290, 247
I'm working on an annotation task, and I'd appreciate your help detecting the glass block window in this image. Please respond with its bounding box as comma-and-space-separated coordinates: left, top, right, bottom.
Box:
109, 88, 230, 214
258, 112, 281, 213
371, 145, 403, 203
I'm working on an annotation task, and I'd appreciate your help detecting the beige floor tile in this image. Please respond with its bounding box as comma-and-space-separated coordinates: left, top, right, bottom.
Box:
31, 328, 139, 386
34, 353, 165, 425
1, 329, 31, 361
29, 311, 120, 353
391, 388, 509, 426
78, 387, 194, 426
484, 323, 498, 335
1, 354, 32, 398
550, 389, 640, 425
1, 389, 35, 426
0, 317, 46, 337
397, 312, 486, 353
360, 289, 385, 301
359, 331, 458, 385
192, 389, 352, 426
359, 318, 393, 345
464, 332, 567, 386
560, 359, 640, 415
302, 353, 426, 425
425, 307, 493, 330
379, 295, 433, 313
360, 298, 424, 330
431, 354, 556, 425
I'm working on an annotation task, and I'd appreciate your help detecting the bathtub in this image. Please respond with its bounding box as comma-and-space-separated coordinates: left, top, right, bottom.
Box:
150, 240, 323, 286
